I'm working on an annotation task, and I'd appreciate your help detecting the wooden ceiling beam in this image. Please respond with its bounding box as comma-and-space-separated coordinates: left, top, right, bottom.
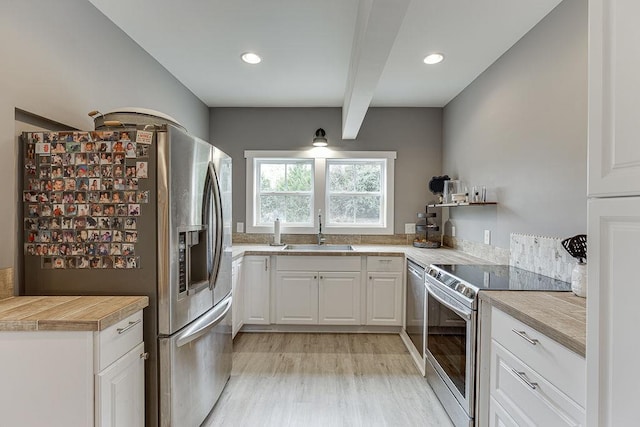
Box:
341, 0, 411, 139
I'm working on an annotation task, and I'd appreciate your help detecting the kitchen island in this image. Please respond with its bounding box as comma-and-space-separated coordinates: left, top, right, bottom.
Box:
0, 295, 149, 427
0, 295, 148, 331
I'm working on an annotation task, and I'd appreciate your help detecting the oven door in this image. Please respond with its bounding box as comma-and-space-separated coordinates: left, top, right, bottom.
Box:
424, 279, 476, 420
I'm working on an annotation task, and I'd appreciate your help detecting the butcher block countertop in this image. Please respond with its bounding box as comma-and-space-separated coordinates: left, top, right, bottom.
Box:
479, 291, 586, 357
0, 296, 149, 332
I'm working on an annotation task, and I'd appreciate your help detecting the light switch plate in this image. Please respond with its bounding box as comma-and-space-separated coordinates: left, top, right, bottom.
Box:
405, 223, 416, 234
237, 222, 244, 233
484, 229, 491, 245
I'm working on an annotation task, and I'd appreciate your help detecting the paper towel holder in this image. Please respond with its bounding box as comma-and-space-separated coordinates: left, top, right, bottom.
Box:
269, 218, 286, 246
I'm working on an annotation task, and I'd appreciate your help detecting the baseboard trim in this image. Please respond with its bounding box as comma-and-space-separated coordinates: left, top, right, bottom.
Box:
239, 324, 402, 334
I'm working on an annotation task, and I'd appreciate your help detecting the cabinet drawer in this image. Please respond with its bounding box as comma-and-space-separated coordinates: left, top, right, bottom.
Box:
366, 256, 403, 272
95, 311, 143, 372
490, 341, 585, 426
277, 256, 360, 271
489, 396, 518, 427
491, 307, 585, 407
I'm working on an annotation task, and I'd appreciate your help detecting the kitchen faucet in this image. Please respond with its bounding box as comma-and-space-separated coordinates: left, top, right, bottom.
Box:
317, 210, 325, 245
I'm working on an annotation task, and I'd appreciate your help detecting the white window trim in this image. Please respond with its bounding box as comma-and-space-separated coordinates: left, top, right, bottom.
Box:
324, 158, 393, 235
245, 150, 396, 235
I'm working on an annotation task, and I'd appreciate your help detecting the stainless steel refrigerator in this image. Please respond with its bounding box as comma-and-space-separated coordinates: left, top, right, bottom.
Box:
20, 112, 232, 427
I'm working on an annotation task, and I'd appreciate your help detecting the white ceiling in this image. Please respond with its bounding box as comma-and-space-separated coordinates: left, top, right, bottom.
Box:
88, 0, 563, 136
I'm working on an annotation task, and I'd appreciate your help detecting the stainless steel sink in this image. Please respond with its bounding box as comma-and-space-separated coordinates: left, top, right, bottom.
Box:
283, 244, 354, 251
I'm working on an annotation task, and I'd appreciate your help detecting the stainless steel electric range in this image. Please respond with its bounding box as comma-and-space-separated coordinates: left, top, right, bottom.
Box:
424, 264, 571, 427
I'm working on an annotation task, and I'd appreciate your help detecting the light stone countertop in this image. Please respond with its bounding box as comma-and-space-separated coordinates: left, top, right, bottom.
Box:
231, 243, 491, 268
232, 243, 586, 356
479, 291, 586, 357
0, 295, 149, 332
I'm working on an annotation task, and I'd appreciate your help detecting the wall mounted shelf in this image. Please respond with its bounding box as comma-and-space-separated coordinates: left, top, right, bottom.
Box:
427, 202, 497, 208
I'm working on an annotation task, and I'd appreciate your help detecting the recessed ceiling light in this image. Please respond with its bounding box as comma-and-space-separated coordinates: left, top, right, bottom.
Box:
423, 53, 445, 65
241, 52, 262, 65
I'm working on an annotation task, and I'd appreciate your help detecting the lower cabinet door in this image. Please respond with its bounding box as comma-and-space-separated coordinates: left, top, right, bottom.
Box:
366, 272, 403, 326
275, 271, 319, 324
96, 342, 145, 427
318, 272, 361, 325
243, 256, 271, 324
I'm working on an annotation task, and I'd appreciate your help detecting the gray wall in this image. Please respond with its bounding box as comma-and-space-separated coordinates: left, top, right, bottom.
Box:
442, 0, 587, 249
0, 0, 209, 268
210, 107, 443, 233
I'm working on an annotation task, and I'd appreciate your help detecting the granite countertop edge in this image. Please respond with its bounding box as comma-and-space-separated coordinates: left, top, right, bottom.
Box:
231, 243, 490, 269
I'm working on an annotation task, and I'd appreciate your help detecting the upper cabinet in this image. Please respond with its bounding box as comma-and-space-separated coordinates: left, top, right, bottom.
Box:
588, 0, 640, 197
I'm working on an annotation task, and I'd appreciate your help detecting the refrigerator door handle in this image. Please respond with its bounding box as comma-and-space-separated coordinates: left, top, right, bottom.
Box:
205, 161, 224, 291
176, 294, 232, 347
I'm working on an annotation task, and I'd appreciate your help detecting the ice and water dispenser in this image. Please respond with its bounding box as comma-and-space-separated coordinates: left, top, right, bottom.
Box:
178, 227, 209, 295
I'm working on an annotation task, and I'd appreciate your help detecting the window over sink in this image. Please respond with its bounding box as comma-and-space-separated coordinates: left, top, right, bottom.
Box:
245, 150, 395, 235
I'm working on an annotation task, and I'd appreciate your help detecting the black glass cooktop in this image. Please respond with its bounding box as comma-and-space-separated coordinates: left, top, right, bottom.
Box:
431, 264, 571, 292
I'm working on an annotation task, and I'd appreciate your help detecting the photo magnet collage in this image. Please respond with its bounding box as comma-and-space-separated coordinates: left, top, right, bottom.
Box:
23, 130, 152, 269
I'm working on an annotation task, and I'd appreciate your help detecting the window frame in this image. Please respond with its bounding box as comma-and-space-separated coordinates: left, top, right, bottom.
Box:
254, 157, 315, 228
245, 150, 395, 235
325, 158, 389, 231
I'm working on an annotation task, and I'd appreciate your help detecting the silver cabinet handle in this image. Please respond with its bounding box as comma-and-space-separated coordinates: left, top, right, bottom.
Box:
511, 368, 538, 390
117, 319, 141, 335
140, 352, 149, 360
512, 329, 539, 345
265, 258, 268, 271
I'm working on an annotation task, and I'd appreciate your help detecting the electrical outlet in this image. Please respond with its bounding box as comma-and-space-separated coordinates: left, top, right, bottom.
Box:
451, 226, 456, 237
405, 223, 416, 234
236, 222, 244, 233
484, 229, 491, 245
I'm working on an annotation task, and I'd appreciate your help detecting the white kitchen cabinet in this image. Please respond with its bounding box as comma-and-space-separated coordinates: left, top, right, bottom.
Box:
0, 310, 145, 427
488, 397, 517, 427
96, 342, 145, 427
366, 256, 403, 326
587, 2, 640, 425
275, 271, 361, 325
231, 258, 244, 337
588, 0, 640, 196
366, 272, 403, 326
275, 271, 318, 324
274, 256, 363, 326
243, 255, 271, 325
318, 272, 361, 325
587, 197, 640, 426
487, 307, 585, 427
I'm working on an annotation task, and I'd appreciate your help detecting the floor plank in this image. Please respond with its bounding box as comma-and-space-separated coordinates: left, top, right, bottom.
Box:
203, 333, 453, 427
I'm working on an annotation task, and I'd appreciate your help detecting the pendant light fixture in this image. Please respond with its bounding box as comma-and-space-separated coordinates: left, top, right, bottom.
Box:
312, 128, 328, 147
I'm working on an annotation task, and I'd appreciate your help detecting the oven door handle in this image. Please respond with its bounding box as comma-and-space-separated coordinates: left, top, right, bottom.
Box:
425, 281, 472, 321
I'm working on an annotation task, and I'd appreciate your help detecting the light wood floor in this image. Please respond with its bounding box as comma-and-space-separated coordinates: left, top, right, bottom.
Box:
203, 333, 453, 427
